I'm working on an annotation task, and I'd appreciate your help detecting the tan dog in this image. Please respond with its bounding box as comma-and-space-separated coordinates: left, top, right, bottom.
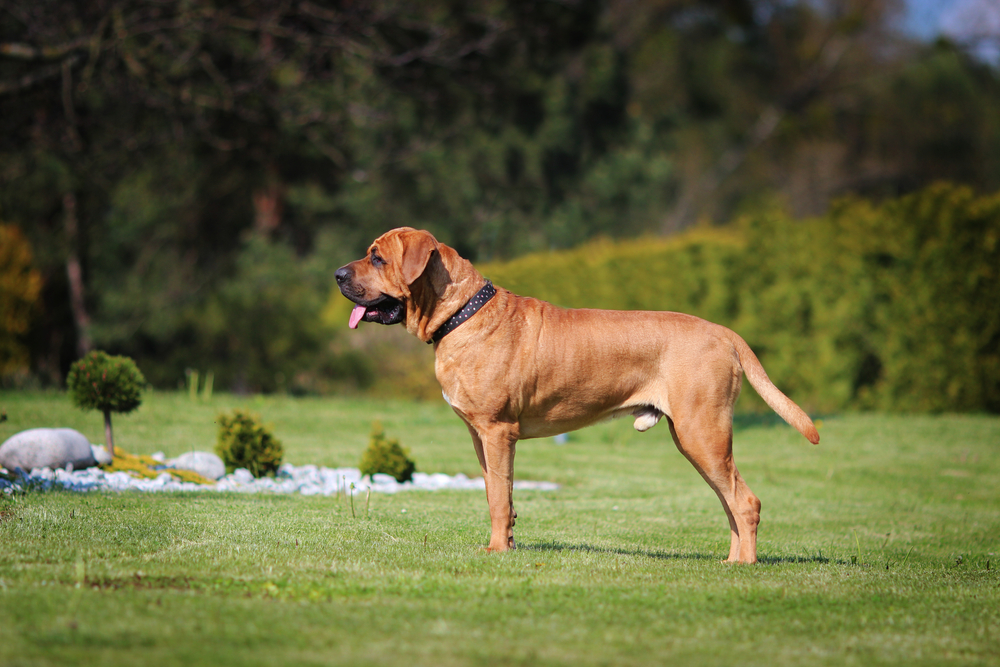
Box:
336, 227, 819, 564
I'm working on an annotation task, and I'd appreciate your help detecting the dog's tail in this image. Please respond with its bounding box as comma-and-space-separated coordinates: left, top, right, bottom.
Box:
728, 332, 820, 445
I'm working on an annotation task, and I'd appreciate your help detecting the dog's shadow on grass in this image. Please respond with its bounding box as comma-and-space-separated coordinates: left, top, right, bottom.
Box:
521, 541, 839, 565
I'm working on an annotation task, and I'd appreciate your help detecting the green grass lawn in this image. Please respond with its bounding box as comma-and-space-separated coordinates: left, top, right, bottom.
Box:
1, 390, 998, 666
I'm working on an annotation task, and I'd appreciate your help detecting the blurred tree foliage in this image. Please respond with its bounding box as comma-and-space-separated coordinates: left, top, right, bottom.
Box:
1, 0, 998, 400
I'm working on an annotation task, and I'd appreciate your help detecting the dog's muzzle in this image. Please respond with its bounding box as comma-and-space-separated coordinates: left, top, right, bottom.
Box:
335, 266, 404, 329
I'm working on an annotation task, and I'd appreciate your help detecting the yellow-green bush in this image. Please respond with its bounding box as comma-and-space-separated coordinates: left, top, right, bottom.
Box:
215, 409, 284, 477
732, 184, 1000, 413
856, 184, 1000, 411
102, 450, 215, 485
359, 422, 415, 483
481, 227, 744, 322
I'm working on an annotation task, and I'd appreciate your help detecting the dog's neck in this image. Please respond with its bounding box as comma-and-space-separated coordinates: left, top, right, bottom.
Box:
429, 281, 496, 343
405, 244, 488, 343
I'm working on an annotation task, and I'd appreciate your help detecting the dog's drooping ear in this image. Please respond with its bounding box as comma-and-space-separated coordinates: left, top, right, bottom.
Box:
399, 230, 439, 285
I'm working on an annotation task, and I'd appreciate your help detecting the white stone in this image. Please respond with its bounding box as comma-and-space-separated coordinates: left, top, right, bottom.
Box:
91, 444, 113, 466
167, 451, 226, 480
230, 468, 255, 485
7, 463, 559, 496
0, 428, 97, 472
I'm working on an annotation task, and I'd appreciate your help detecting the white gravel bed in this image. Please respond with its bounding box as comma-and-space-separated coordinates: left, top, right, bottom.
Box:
0, 463, 558, 496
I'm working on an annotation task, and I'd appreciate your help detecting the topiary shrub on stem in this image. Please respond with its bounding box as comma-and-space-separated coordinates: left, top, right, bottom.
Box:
66, 350, 146, 458
359, 422, 415, 483
215, 409, 283, 477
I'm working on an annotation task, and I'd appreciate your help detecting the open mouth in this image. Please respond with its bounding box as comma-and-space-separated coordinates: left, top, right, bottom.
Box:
348, 295, 404, 329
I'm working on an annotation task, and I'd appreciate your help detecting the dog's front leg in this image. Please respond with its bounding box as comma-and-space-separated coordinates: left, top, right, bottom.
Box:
466, 423, 518, 552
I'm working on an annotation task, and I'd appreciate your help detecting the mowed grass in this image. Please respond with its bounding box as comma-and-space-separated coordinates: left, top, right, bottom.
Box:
1, 390, 998, 666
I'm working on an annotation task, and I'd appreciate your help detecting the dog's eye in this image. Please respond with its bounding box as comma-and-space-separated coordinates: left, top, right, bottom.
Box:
370, 250, 385, 267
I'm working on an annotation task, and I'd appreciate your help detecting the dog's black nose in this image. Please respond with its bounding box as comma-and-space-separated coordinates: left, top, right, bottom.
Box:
335, 266, 351, 285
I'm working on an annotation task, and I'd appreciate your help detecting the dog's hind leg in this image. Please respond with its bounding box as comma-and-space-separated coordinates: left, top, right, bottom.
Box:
668, 414, 761, 564
464, 421, 518, 552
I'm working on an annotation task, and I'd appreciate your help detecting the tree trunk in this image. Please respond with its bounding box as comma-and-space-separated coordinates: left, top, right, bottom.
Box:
103, 409, 115, 459
64, 191, 92, 357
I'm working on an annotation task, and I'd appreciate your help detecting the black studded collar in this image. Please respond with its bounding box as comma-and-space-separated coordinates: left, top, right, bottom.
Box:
430, 281, 497, 343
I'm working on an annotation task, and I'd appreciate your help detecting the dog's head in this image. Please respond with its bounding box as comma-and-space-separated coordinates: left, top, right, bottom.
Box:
335, 227, 483, 342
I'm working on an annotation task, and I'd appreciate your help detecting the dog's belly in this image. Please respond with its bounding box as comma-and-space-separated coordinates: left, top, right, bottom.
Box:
514, 371, 669, 439
511, 312, 678, 438
443, 360, 668, 439
518, 404, 659, 439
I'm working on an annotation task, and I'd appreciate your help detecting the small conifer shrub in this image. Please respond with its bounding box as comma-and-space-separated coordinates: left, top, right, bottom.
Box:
359, 422, 415, 483
214, 409, 283, 477
66, 350, 146, 457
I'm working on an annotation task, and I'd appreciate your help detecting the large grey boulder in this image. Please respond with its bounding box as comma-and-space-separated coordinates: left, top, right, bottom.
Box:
0, 428, 97, 472
167, 451, 226, 480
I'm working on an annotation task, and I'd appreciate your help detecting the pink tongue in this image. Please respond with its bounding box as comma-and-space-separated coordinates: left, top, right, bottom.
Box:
349, 305, 367, 329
